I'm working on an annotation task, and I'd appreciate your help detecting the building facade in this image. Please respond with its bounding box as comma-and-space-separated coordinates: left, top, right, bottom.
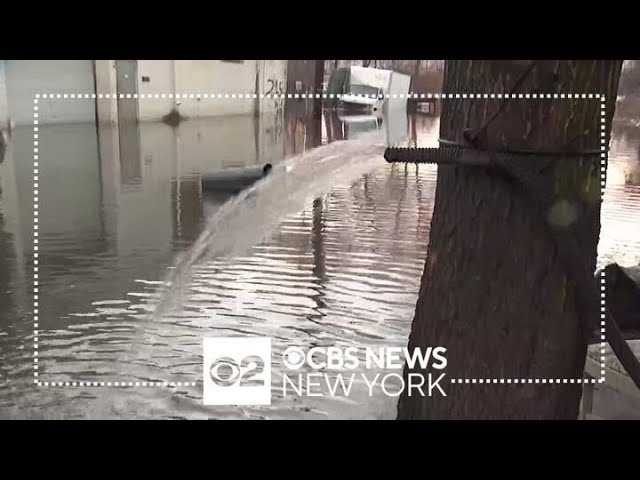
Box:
0, 60, 290, 128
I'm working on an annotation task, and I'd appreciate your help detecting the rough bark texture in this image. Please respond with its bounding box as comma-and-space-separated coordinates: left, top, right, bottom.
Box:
396, 60, 623, 420
313, 60, 325, 119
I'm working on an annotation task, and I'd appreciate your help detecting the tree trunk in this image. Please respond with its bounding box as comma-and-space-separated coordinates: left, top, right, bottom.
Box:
396, 60, 623, 420
313, 60, 324, 119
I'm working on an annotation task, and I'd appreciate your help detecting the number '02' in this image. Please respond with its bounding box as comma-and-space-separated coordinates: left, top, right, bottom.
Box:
209, 356, 265, 387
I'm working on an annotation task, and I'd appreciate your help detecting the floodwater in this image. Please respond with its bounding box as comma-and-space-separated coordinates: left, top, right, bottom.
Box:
0, 100, 639, 420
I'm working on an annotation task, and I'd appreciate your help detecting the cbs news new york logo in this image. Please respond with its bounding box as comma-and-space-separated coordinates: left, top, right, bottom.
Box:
202, 337, 448, 405
203, 337, 272, 406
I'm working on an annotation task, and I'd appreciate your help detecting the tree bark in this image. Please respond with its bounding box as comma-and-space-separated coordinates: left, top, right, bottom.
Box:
313, 60, 324, 119
396, 60, 623, 420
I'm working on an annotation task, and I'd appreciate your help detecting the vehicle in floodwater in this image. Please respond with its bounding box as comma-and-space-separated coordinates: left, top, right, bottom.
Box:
335, 106, 409, 145
325, 66, 411, 114
337, 114, 383, 137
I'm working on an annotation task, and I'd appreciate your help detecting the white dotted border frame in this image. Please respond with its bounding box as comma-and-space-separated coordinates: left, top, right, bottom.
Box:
35, 92, 604, 100
32, 93, 607, 388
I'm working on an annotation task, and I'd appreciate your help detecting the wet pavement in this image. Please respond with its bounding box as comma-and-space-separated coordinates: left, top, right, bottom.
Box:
0, 102, 639, 419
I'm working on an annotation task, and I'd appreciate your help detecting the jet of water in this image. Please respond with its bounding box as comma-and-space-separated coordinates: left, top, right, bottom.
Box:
152, 131, 389, 319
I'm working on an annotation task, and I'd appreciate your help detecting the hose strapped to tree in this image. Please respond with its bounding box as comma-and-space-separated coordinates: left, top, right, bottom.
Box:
384, 136, 640, 389
384, 94, 640, 390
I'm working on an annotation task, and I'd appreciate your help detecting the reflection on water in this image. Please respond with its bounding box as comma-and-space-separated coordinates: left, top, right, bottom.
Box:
0, 99, 638, 419
599, 115, 640, 269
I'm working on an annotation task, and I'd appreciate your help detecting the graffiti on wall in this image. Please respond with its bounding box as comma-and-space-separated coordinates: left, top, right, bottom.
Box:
265, 77, 286, 111
258, 61, 287, 163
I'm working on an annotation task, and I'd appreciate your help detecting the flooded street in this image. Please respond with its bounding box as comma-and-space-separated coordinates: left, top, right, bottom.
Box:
0, 101, 639, 419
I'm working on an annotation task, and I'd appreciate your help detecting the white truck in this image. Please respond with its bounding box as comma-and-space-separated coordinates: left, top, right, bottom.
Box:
325, 66, 411, 114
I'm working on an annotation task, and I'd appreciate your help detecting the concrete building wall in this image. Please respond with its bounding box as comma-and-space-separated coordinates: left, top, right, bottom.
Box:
94, 60, 119, 125
257, 112, 285, 166
5, 60, 96, 126
255, 61, 288, 165
0, 61, 8, 130
134, 60, 261, 121
2, 60, 290, 126
136, 60, 176, 121
135, 60, 287, 121
174, 60, 258, 118
258, 60, 287, 114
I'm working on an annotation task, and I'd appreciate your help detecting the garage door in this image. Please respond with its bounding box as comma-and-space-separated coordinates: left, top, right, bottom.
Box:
5, 60, 96, 126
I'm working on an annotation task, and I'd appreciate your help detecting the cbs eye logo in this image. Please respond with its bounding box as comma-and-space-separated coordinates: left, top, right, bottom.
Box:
203, 337, 272, 406
209, 356, 265, 387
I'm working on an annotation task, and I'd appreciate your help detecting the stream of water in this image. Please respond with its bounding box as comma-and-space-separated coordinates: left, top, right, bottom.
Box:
153, 131, 389, 319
